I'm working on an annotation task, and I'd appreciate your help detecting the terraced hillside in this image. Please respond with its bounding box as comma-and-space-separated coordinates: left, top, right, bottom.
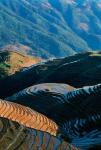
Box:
0, 0, 101, 149
0, 52, 101, 149
0, 52, 101, 98
0, 0, 101, 57
7, 83, 101, 149
0, 99, 58, 136
0, 51, 41, 79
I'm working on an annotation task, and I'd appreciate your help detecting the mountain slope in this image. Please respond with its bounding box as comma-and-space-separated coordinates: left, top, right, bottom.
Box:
0, 0, 101, 57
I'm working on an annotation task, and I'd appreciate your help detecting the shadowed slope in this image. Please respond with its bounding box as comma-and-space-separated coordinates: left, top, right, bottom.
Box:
7, 83, 101, 149
0, 99, 58, 136
0, 52, 101, 98
7, 83, 75, 121
7, 83, 101, 121
0, 117, 79, 150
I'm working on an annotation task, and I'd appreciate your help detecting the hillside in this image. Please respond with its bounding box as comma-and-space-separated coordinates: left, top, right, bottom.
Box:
0, 116, 77, 150
0, 51, 41, 79
0, 99, 58, 136
0, 0, 101, 58
0, 1, 101, 149
7, 83, 101, 149
0, 51, 101, 97
0, 52, 100, 149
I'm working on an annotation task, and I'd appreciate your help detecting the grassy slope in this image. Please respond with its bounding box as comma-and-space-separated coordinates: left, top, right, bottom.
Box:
0, 51, 41, 79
